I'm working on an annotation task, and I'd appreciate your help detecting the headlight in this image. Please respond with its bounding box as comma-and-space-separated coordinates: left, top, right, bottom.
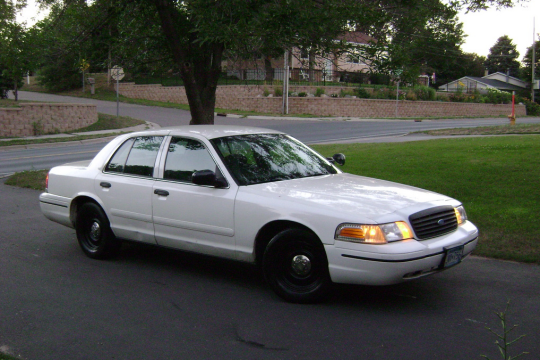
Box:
454, 205, 468, 225
335, 222, 413, 244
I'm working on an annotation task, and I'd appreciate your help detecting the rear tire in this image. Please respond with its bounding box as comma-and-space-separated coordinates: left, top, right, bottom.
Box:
262, 228, 331, 303
76, 202, 121, 259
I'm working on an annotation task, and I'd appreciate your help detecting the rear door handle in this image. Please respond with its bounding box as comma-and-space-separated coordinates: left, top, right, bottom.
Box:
154, 189, 169, 196
100, 182, 112, 188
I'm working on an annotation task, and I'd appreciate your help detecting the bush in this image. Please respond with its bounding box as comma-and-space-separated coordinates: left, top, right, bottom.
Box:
263, 88, 270, 97
315, 88, 325, 97
413, 86, 436, 101
298, 92, 307, 97
523, 99, 540, 116
354, 87, 371, 98
405, 91, 417, 101
39, 61, 81, 92
339, 89, 356, 98
448, 91, 468, 102
372, 87, 395, 99
274, 87, 283, 97
484, 88, 512, 104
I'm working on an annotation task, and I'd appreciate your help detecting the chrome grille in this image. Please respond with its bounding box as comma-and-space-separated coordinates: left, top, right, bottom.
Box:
409, 206, 458, 240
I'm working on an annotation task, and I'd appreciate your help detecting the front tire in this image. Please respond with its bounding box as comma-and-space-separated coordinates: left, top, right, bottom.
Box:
262, 228, 331, 303
76, 202, 121, 259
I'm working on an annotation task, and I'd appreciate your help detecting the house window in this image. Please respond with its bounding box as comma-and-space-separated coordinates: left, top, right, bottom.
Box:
347, 54, 361, 64
300, 49, 309, 60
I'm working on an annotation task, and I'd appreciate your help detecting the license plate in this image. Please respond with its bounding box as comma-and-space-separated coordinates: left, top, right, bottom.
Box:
442, 245, 464, 268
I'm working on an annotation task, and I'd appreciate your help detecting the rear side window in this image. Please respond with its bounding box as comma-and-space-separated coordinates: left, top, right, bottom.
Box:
105, 136, 164, 177
164, 137, 217, 182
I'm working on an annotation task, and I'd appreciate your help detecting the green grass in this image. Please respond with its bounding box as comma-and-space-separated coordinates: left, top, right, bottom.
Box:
75, 113, 144, 132
0, 353, 20, 360
0, 133, 123, 147
6, 135, 540, 263
4, 169, 49, 190
419, 123, 540, 136
312, 135, 540, 264
0, 98, 40, 107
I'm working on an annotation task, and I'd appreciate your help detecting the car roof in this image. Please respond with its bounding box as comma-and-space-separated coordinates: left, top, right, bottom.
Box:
158, 125, 284, 140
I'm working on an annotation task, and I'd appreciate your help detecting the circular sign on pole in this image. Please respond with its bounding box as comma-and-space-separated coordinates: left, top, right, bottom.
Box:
111, 65, 125, 81
111, 65, 124, 118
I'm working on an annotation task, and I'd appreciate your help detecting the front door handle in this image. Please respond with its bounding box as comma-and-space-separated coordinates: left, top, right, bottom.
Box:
154, 189, 169, 196
100, 182, 112, 188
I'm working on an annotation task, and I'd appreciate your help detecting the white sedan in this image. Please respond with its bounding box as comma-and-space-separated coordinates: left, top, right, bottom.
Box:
40, 126, 478, 303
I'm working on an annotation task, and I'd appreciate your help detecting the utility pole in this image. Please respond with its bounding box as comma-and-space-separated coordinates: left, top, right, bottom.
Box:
282, 50, 289, 115
532, 17, 536, 102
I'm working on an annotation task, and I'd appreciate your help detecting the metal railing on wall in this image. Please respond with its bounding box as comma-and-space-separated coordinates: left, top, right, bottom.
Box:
132, 69, 391, 88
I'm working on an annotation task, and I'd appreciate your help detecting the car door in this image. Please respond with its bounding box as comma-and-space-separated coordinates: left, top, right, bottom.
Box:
95, 135, 165, 244
152, 136, 237, 258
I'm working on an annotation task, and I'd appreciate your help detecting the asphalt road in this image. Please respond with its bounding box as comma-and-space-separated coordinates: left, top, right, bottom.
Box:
3, 91, 540, 175
0, 180, 539, 360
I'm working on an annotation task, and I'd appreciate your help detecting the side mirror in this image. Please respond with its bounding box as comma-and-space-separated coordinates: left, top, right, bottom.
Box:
192, 170, 228, 188
327, 153, 346, 166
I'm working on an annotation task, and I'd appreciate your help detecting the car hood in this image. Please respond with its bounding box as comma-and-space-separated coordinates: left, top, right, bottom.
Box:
245, 173, 454, 222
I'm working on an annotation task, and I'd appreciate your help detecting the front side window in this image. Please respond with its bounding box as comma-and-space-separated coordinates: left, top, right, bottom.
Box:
105, 136, 164, 177
163, 137, 217, 182
211, 134, 337, 186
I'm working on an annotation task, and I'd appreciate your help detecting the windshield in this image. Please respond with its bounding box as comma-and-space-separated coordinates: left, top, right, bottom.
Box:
211, 134, 338, 185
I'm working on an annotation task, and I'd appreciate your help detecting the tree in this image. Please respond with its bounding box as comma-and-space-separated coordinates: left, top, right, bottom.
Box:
31, 0, 524, 124
0, 5, 33, 101
484, 35, 521, 77
521, 39, 540, 102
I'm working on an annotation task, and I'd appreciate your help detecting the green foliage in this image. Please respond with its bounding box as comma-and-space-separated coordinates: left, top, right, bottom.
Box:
485, 89, 512, 104
481, 301, 529, 360
413, 86, 436, 101
0, 21, 33, 99
29, 0, 524, 123
372, 87, 395, 99
315, 88, 325, 97
263, 88, 270, 97
274, 87, 283, 97
298, 92, 308, 97
484, 36, 521, 78
354, 87, 371, 98
522, 98, 540, 116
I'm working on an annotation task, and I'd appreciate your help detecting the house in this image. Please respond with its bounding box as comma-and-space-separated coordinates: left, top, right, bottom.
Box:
438, 72, 528, 93
223, 31, 376, 83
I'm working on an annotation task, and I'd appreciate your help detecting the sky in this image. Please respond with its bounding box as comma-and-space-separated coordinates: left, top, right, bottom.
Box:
16, 0, 540, 62
459, 1, 539, 60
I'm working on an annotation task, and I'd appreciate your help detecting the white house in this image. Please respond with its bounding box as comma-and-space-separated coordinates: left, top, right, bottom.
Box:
439, 72, 528, 93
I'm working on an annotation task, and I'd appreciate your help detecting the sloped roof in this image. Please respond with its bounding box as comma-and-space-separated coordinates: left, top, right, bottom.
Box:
467, 77, 524, 91
439, 76, 524, 91
483, 72, 526, 84
336, 32, 376, 45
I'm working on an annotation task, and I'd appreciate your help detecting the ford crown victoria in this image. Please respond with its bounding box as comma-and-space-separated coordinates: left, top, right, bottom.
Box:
40, 126, 478, 303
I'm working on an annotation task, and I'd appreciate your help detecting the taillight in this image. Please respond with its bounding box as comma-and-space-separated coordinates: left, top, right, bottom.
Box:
45, 172, 49, 192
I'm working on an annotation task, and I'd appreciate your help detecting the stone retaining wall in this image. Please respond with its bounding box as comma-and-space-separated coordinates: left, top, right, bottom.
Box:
0, 103, 98, 137
118, 83, 526, 118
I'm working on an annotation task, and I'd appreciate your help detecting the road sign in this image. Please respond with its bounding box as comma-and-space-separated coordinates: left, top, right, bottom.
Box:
111, 66, 125, 81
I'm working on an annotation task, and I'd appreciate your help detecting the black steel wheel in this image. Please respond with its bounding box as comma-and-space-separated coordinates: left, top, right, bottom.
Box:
262, 228, 331, 303
76, 202, 121, 259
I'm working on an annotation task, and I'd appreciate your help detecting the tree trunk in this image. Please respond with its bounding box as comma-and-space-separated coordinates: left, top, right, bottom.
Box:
153, 0, 224, 125
308, 50, 315, 83
13, 79, 18, 101
264, 56, 273, 82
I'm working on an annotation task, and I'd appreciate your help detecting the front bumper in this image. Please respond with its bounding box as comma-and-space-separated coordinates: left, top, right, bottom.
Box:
325, 221, 478, 285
